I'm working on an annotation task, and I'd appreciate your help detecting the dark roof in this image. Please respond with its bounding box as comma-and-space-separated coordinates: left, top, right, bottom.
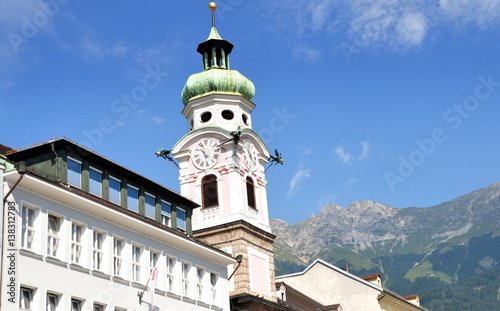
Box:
276, 282, 341, 311
5, 136, 198, 208
0, 144, 13, 155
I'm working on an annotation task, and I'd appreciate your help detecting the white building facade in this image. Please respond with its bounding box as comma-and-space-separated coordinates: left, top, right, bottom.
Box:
1, 138, 235, 311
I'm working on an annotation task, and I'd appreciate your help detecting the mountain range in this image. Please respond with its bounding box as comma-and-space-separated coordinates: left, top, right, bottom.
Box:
271, 182, 500, 310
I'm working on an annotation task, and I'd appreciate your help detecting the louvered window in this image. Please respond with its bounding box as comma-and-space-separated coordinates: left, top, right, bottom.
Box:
246, 177, 256, 209
202, 175, 218, 208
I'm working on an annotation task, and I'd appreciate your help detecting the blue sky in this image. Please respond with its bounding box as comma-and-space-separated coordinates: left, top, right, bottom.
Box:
2, 1, 500, 224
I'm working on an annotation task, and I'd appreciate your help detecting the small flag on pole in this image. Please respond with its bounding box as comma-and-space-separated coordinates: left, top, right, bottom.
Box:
150, 251, 162, 311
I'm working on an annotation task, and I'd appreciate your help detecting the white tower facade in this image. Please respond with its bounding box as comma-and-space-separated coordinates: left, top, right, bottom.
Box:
172, 93, 272, 234
171, 5, 277, 301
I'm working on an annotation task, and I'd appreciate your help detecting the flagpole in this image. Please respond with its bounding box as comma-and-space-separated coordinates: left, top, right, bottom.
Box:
137, 250, 163, 308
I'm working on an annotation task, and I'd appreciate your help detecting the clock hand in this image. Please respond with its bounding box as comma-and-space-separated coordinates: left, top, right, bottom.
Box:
200, 142, 208, 157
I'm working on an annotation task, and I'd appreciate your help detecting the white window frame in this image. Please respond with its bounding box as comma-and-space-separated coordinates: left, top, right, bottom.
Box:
46, 292, 60, 311
182, 261, 191, 297
20, 286, 35, 310
47, 214, 61, 257
149, 250, 159, 276
21, 204, 38, 250
127, 185, 139, 213
108, 176, 121, 205
196, 267, 205, 302
93, 230, 105, 271
132, 244, 143, 282
113, 236, 125, 277
67, 157, 82, 188
71, 222, 84, 264
210, 272, 219, 306
161, 200, 171, 226
166, 256, 176, 293
71, 298, 83, 311
93, 302, 106, 311
89, 166, 103, 197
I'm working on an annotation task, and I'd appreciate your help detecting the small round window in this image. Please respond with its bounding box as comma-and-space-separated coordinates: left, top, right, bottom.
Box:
201, 111, 212, 123
221, 110, 234, 120
242, 114, 249, 125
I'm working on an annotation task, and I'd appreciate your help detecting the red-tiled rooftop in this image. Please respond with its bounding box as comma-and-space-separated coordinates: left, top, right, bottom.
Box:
360, 273, 382, 281
0, 144, 13, 155
404, 294, 419, 300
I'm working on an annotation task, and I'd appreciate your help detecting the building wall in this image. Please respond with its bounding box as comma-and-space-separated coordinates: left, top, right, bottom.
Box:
277, 262, 382, 311
194, 221, 277, 302
1, 178, 232, 311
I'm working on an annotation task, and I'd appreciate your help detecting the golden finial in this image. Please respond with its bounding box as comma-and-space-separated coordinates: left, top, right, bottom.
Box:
209, 2, 217, 27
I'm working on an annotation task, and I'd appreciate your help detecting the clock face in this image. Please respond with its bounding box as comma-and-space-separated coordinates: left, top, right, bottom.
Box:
243, 140, 259, 171
193, 138, 221, 169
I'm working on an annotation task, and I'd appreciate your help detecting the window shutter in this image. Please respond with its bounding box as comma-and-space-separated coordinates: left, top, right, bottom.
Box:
202, 175, 218, 208
246, 177, 256, 209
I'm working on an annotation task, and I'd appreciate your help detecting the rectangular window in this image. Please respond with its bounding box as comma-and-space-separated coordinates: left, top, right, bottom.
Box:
210, 272, 218, 306
132, 245, 142, 282
47, 293, 59, 311
20, 287, 33, 309
109, 177, 121, 205
177, 208, 186, 232
71, 223, 83, 264
145, 193, 156, 219
21, 205, 36, 250
113, 237, 124, 276
182, 262, 190, 297
68, 157, 82, 188
167, 257, 176, 292
150, 251, 159, 276
47, 215, 61, 257
127, 186, 139, 213
89, 167, 103, 197
93, 231, 104, 270
161, 201, 171, 226
197, 267, 205, 301
71, 298, 82, 311
94, 303, 105, 311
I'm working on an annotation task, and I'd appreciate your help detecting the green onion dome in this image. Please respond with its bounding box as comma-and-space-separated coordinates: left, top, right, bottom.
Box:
180, 26, 255, 105
181, 68, 255, 105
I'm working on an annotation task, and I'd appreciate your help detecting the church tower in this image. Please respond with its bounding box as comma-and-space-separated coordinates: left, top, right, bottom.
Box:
171, 2, 277, 301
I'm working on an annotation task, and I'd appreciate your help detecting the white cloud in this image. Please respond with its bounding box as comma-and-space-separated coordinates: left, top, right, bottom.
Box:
78, 30, 130, 60
335, 146, 353, 165
295, 44, 322, 62
310, 0, 337, 30
358, 140, 370, 160
0, 0, 59, 88
347, 0, 431, 50
335, 140, 370, 165
287, 169, 311, 198
152, 116, 165, 124
134, 109, 146, 117
396, 12, 428, 46
259, 0, 500, 54
439, 0, 500, 28
346, 178, 360, 187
